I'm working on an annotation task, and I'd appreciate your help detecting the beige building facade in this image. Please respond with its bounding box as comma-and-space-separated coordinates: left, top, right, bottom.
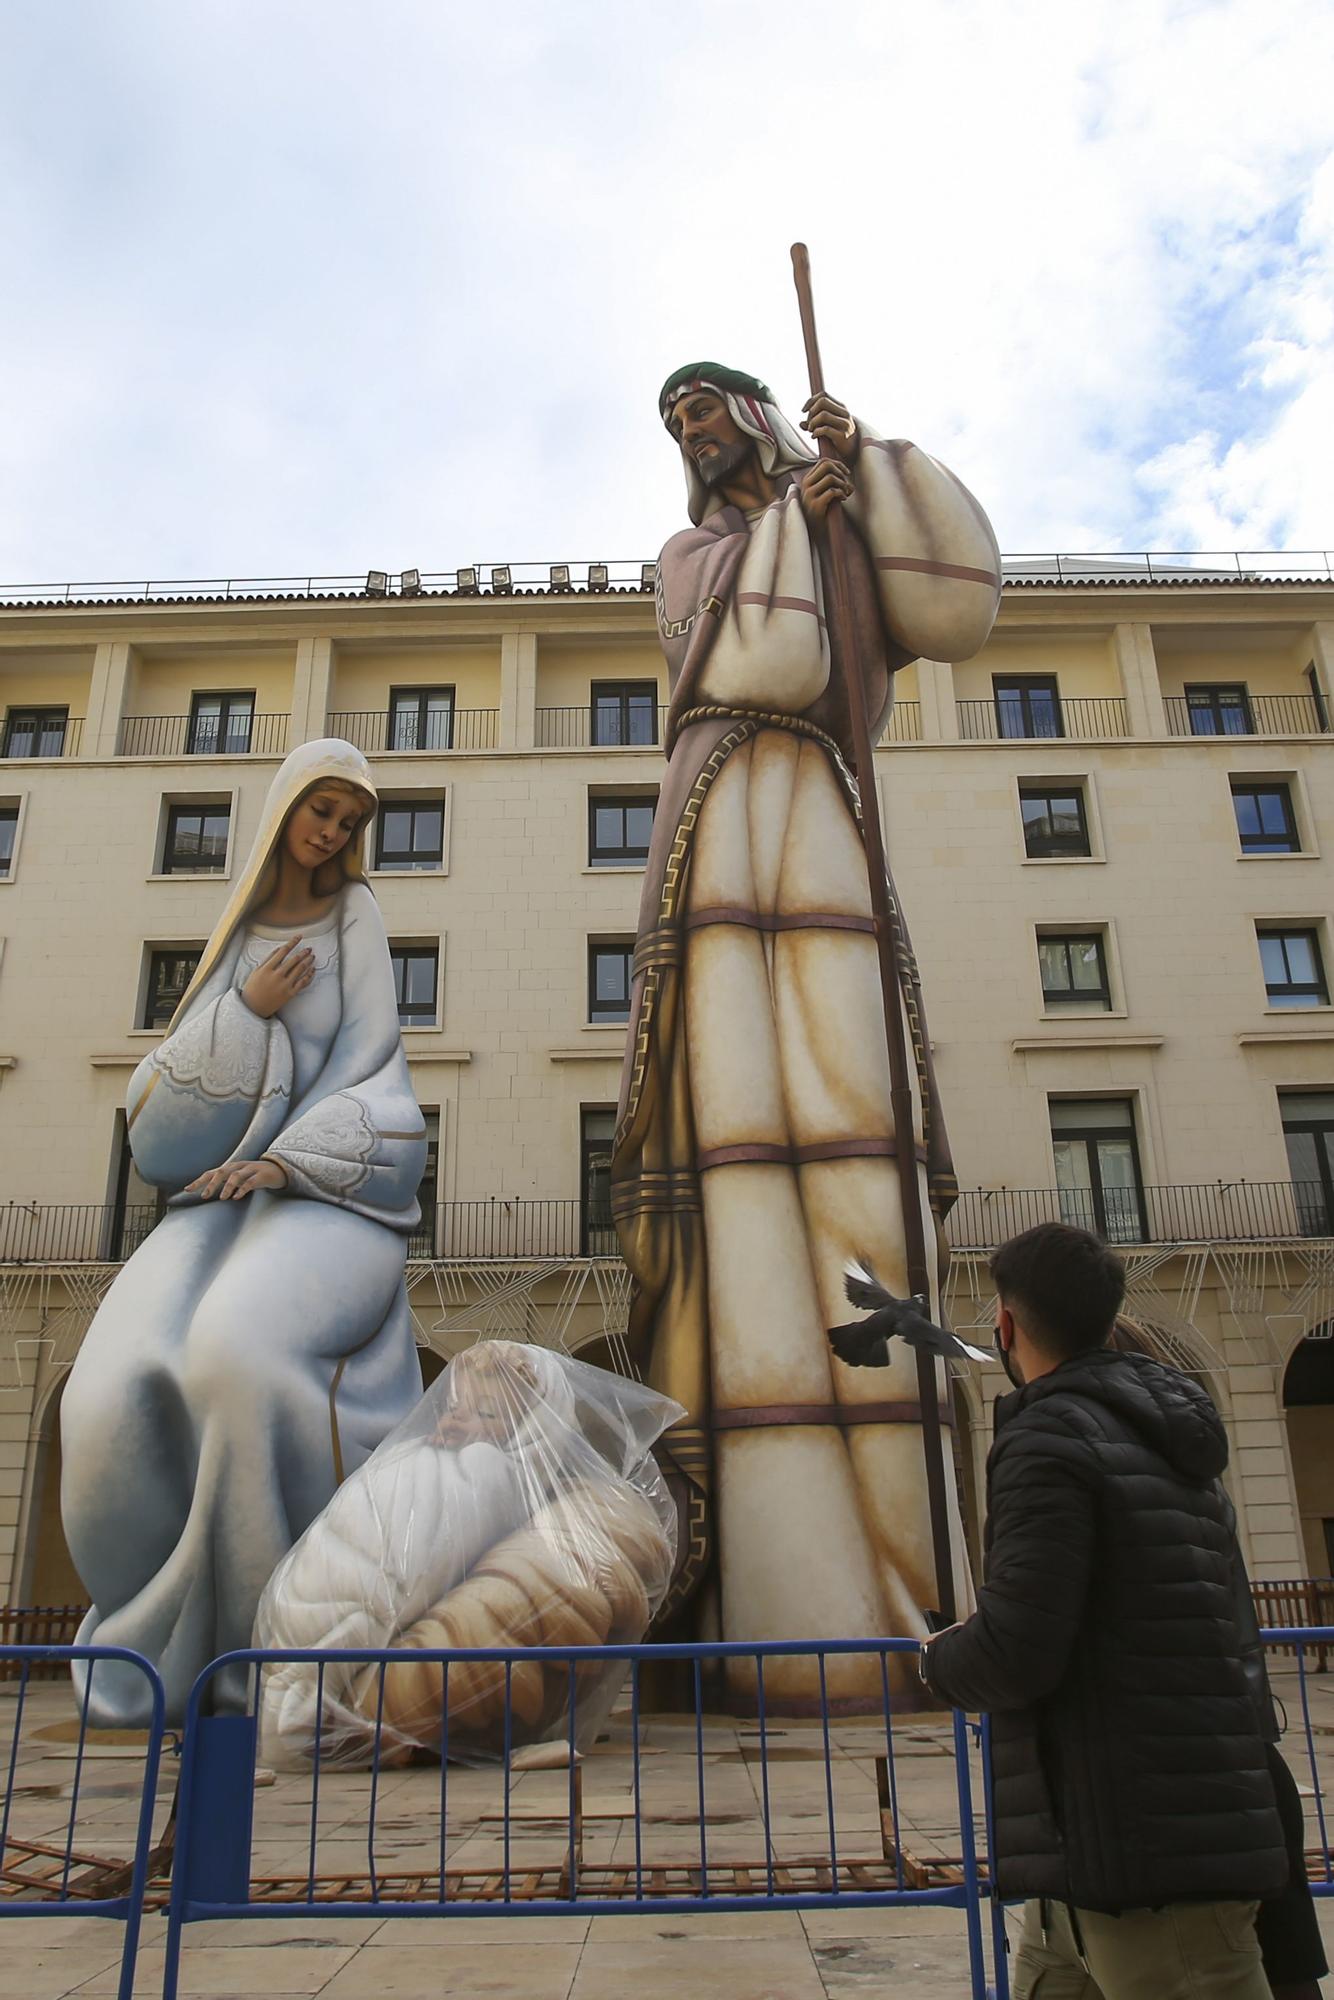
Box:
3, 560, 1334, 1609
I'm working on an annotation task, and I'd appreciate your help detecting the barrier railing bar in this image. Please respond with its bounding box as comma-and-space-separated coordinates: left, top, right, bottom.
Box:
59, 1662, 96, 1899
693, 1654, 708, 1900
953, 1710, 990, 2000
0, 1655, 27, 1868
437, 1661, 450, 1906
818, 1650, 838, 1890
1293, 1639, 1331, 1885
756, 1652, 775, 1896
631, 1656, 643, 1901
306, 1659, 324, 1902
502, 1661, 513, 1904
565, 1657, 577, 1903
367, 1661, 386, 1903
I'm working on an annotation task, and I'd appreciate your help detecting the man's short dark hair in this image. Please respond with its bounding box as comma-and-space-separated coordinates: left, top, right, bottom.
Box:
989, 1222, 1126, 1360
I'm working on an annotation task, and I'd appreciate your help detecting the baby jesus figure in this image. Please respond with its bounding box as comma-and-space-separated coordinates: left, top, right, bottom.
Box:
255, 1342, 680, 1767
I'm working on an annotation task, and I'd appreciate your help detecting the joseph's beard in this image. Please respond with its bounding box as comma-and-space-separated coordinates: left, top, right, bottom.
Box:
696, 438, 752, 488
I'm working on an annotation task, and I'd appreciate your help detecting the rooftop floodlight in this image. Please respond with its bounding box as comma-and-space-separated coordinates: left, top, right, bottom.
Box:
550, 563, 571, 591
366, 569, 389, 596
640, 560, 657, 590
400, 567, 422, 595
456, 565, 479, 593
491, 564, 512, 593
589, 562, 610, 591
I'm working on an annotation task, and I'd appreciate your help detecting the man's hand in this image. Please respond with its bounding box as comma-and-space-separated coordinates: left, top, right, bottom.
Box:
801, 392, 858, 462
799, 457, 854, 523
242, 938, 315, 1018
186, 1158, 289, 1201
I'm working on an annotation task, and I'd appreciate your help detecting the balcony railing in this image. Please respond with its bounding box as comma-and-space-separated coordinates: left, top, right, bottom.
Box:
117, 714, 290, 757
1164, 692, 1328, 738
535, 707, 669, 749
1, 717, 83, 758
879, 702, 921, 744
5, 1184, 1333, 1266
956, 697, 1129, 741
328, 709, 500, 753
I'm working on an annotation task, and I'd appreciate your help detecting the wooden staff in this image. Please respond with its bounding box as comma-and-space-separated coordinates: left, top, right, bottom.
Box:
790, 242, 956, 1625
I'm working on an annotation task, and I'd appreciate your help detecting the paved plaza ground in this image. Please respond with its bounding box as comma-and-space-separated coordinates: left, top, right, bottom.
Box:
4, 1669, 1334, 1998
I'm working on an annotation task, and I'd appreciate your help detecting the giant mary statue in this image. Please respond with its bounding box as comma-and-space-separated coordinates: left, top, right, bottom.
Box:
61, 740, 428, 1724
612, 365, 1001, 1705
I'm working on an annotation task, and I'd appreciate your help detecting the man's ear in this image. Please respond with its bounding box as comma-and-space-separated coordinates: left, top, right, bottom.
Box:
996, 1303, 1015, 1350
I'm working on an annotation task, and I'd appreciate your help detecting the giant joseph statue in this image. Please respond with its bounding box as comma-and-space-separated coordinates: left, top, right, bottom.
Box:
611, 349, 1001, 1709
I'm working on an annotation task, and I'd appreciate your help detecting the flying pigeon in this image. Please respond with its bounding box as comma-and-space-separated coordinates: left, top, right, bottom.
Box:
828, 1260, 991, 1368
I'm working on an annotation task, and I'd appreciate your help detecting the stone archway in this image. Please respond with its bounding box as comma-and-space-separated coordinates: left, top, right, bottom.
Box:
1282, 1325, 1334, 1578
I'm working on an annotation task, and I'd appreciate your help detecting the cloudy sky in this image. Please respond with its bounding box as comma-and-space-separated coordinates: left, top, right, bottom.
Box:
1, 0, 1331, 585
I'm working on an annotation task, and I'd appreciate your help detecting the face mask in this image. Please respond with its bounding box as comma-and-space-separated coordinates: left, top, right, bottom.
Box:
994, 1324, 1024, 1390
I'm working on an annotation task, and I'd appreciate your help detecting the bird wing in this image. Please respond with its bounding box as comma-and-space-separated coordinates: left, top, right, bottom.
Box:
947, 1334, 993, 1364
843, 1259, 892, 1312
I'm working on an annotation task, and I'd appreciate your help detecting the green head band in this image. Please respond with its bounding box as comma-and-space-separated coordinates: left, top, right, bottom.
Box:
659, 362, 774, 424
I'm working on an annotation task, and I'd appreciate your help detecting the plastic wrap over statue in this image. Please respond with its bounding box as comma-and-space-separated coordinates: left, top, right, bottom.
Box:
255, 1342, 681, 1768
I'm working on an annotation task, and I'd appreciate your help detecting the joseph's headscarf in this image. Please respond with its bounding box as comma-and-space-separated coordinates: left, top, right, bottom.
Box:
660, 362, 815, 526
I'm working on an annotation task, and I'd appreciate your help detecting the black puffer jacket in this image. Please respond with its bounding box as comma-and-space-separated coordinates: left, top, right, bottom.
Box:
925, 1348, 1286, 1912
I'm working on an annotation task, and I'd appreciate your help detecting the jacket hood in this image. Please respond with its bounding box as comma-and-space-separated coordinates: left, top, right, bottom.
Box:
1000, 1347, 1227, 1483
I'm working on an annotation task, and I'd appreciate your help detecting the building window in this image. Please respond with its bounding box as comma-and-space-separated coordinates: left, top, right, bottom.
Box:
589, 793, 655, 867
589, 940, 634, 1023
1049, 1096, 1146, 1244
0, 804, 17, 877
390, 942, 440, 1027
3, 707, 68, 758
409, 1109, 440, 1256
1184, 683, 1252, 736
142, 947, 202, 1029
389, 686, 454, 752
1282, 1093, 1334, 1236
111, 1116, 168, 1259
1258, 927, 1328, 1008
591, 681, 659, 747
1038, 932, 1111, 1009
1019, 783, 1090, 858
375, 796, 446, 871
580, 1107, 617, 1254
188, 691, 255, 755
993, 675, 1062, 740
1305, 664, 1330, 734
1230, 780, 1299, 855
162, 802, 231, 874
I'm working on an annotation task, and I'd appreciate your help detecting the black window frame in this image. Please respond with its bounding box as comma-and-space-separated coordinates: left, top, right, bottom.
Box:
588, 939, 635, 1024
580, 1105, 617, 1255
1258, 926, 1329, 1008
1230, 779, 1299, 855
390, 941, 440, 1028
142, 945, 203, 1029
0, 803, 17, 876
993, 674, 1063, 740
3, 706, 69, 758
109, 1115, 168, 1260
1184, 682, 1253, 737
409, 1107, 441, 1256
187, 690, 256, 755
590, 680, 660, 748
1018, 782, 1090, 859
1038, 931, 1112, 1009
588, 792, 655, 868
1305, 664, 1330, 734
1049, 1097, 1147, 1244
1280, 1095, 1334, 1238
161, 801, 232, 875
374, 795, 446, 872
388, 684, 455, 753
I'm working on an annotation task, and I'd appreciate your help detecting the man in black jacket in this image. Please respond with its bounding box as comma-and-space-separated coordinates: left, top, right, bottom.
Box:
921, 1223, 1287, 1999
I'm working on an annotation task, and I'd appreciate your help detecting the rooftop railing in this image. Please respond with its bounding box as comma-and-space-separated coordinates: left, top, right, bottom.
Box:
1164, 692, 1329, 738
1, 551, 1331, 608
956, 696, 1128, 741
4, 1183, 1330, 1265
117, 713, 290, 757
328, 709, 500, 753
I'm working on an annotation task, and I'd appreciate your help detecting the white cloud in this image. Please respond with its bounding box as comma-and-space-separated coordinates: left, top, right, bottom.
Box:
0, 0, 1331, 579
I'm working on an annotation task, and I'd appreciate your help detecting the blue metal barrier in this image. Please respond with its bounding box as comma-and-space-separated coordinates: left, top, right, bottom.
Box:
1263, 1626, 1334, 1894
0, 1644, 166, 2000
163, 1635, 1005, 1999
